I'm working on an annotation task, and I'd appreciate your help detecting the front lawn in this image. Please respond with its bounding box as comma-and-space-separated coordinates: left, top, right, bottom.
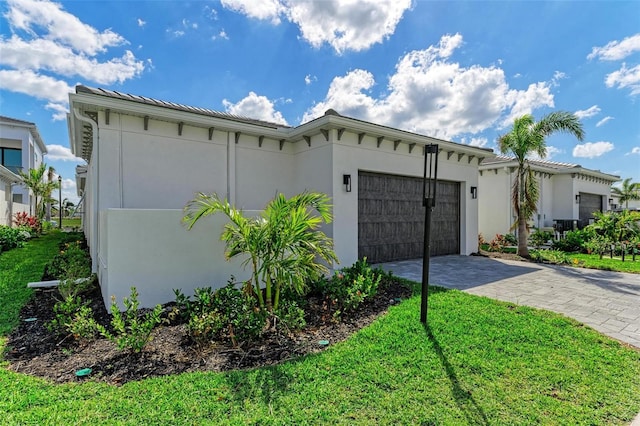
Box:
2, 235, 640, 424
532, 250, 640, 274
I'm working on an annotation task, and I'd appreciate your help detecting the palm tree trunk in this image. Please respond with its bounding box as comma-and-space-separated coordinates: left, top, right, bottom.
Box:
517, 168, 530, 258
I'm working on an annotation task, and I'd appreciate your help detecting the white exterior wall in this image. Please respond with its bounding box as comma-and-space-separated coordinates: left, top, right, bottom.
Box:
99, 209, 253, 309
537, 174, 554, 228
551, 174, 577, 220
478, 168, 513, 239
75, 106, 486, 308
1, 181, 10, 226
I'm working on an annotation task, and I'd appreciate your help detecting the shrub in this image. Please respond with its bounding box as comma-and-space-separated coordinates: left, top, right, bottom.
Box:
47, 295, 84, 335
42, 240, 91, 280
552, 229, 590, 253
274, 299, 306, 332
0, 225, 31, 252
488, 234, 511, 252
176, 280, 268, 347
96, 287, 163, 353
13, 212, 41, 234
312, 258, 383, 319
529, 229, 553, 249
531, 249, 571, 265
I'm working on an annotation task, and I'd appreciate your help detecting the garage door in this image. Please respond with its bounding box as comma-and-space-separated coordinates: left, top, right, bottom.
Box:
358, 171, 460, 263
579, 192, 602, 228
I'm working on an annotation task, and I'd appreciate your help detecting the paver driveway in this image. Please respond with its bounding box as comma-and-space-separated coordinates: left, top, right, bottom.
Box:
378, 255, 640, 348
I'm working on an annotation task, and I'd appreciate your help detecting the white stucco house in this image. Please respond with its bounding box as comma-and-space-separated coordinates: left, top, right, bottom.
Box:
0, 164, 22, 226
478, 156, 620, 239
68, 85, 495, 308
0, 116, 47, 222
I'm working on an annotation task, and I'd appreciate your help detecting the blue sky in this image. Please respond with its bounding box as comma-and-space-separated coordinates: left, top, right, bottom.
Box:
1, 0, 638, 204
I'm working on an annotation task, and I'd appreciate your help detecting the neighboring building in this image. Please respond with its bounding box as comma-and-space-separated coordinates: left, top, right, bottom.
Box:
609, 192, 640, 211
479, 156, 620, 239
0, 164, 23, 226
68, 85, 495, 308
0, 116, 48, 216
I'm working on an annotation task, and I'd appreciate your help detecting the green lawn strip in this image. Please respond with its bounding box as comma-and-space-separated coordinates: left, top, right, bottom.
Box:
2, 285, 639, 425
566, 253, 640, 274
0, 231, 66, 336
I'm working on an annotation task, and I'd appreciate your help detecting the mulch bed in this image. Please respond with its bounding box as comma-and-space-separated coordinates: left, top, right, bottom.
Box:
5, 281, 412, 386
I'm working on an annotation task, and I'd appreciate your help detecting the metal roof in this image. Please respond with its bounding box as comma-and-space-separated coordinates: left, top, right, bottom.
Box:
76, 85, 290, 130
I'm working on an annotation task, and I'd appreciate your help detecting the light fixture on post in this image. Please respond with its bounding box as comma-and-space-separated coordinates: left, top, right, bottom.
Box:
343, 174, 351, 192
575, 194, 580, 204
58, 175, 62, 229
470, 186, 478, 199
421, 144, 439, 324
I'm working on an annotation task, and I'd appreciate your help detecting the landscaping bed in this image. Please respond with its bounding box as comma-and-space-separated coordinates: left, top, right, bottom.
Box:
5, 276, 412, 386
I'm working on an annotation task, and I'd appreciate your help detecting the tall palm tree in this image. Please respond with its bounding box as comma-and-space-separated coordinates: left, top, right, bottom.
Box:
611, 178, 640, 209
499, 111, 585, 257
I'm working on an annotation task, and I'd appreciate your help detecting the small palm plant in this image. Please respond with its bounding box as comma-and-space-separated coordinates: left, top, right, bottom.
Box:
183, 191, 338, 312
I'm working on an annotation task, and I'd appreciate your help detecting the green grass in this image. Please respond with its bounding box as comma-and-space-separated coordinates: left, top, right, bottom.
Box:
2, 238, 640, 424
61, 217, 81, 228
568, 253, 640, 274
0, 231, 67, 336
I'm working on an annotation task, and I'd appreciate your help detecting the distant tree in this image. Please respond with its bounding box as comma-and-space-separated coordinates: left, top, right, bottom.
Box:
18, 163, 60, 221
612, 178, 640, 209
499, 112, 584, 258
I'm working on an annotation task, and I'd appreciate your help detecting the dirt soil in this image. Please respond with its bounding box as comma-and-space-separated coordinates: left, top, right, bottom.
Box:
5, 281, 412, 386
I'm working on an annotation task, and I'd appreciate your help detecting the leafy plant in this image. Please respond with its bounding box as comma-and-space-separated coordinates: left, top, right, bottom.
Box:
0, 225, 31, 252
96, 287, 163, 353
183, 191, 338, 312
488, 234, 510, 252
313, 258, 383, 320
529, 229, 553, 249
12, 212, 41, 234
42, 240, 91, 280
274, 299, 306, 332
174, 279, 270, 347
46, 295, 84, 335
552, 229, 590, 253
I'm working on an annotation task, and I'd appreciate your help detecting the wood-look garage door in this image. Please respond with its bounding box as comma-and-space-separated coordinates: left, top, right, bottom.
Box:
358, 171, 460, 263
579, 192, 602, 228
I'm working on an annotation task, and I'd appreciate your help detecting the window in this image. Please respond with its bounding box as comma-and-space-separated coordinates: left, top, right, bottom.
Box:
1, 147, 21, 173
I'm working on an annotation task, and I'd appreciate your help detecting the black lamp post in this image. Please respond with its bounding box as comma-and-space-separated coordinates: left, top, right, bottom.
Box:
421, 144, 438, 324
58, 175, 62, 229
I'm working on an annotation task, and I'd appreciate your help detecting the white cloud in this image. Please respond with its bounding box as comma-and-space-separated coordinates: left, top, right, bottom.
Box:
221, 0, 285, 24
572, 141, 614, 158
529, 146, 563, 160
0, 69, 72, 104
221, 0, 412, 53
551, 71, 566, 86
467, 137, 488, 148
137, 18, 146, 27
214, 29, 229, 40
1, 0, 146, 119
596, 116, 614, 127
587, 33, 640, 61
302, 34, 556, 140
4, 0, 126, 55
605, 63, 640, 96
574, 105, 600, 119
304, 74, 317, 85
626, 147, 640, 156
0, 36, 145, 85
222, 92, 288, 125
45, 144, 83, 162
45, 102, 68, 121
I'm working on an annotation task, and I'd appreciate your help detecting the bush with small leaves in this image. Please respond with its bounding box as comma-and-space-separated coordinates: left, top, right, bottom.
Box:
96, 287, 163, 353
312, 258, 383, 320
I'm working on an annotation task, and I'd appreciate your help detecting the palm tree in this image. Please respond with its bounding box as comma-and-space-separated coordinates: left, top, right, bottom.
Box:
183, 191, 338, 311
18, 163, 60, 221
499, 111, 585, 257
611, 178, 640, 209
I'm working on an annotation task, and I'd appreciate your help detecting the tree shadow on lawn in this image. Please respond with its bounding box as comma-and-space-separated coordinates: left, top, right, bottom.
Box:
224, 364, 292, 408
423, 323, 490, 426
